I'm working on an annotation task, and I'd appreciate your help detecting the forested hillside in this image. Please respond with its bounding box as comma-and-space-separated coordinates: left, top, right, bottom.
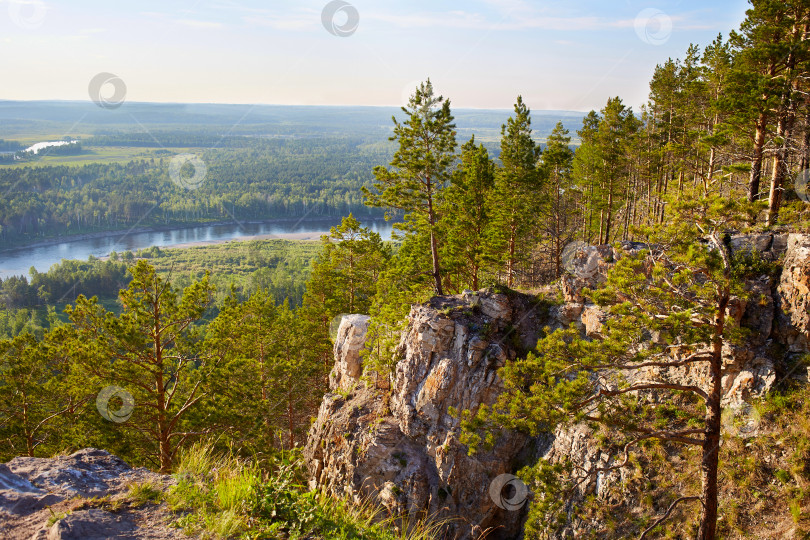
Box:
0, 138, 386, 246
2, 1, 810, 539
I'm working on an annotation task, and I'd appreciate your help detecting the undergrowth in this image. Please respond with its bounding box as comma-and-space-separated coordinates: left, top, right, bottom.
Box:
519, 362, 810, 538
167, 442, 450, 540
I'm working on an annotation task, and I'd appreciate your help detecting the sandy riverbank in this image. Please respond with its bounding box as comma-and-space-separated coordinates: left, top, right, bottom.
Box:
155, 231, 325, 251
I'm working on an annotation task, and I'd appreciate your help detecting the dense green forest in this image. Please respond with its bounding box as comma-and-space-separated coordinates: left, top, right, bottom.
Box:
2, 1, 810, 538
0, 138, 388, 246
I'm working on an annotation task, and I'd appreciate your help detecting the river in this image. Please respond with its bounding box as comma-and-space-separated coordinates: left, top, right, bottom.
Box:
0, 218, 396, 279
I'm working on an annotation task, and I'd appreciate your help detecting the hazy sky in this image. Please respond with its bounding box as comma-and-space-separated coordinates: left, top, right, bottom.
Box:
0, 0, 750, 111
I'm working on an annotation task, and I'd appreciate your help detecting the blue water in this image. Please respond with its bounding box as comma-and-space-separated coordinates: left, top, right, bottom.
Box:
0, 218, 395, 279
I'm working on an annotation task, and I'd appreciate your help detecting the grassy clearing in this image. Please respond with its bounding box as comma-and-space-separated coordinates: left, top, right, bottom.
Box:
137, 238, 320, 306
0, 146, 202, 168
167, 443, 450, 540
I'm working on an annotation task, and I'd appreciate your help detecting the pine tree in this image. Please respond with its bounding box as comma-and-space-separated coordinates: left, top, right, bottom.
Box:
204, 290, 330, 453
363, 79, 457, 295
67, 261, 215, 472
303, 213, 391, 327
537, 122, 575, 278
440, 136, 495, 291
462, 189, 762, 539
202, 289, 280, 452
573, 98, 638, 244
268, 299, 328, 449
727, 0, 809, 207
490, 96, 542, 287
0, 330, 86, 459
573, 111, 602, 243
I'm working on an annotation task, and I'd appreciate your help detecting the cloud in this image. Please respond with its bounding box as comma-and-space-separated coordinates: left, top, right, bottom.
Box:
176, 19, 223, 29
241, 14, 313, 31
365, 10, 606, 32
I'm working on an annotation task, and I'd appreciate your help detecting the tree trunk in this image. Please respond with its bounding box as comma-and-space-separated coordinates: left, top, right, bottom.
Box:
767, 132, 789, 226
698, 353, 722, 540
604, 175, 615, 244
767, 24, 801, 226
748, 113, 767, 202
698, 240, 729, 539
155, 309, 172, 474
507, 219, 517, 287
427, 191, 443, 295
429, 228, 443, 295
801, 109, 810, 173
288, 393, 294, 449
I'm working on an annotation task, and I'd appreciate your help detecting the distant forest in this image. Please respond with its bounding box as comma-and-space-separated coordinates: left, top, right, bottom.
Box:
0, 137, 388, 245
0, 105, 582, 248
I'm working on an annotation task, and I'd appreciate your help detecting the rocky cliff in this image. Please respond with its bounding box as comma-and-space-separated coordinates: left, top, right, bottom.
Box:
304, 233, 810, 539
304, 292, 546, 539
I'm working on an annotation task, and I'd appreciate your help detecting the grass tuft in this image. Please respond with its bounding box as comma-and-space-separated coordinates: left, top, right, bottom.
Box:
168, 441, 461, 539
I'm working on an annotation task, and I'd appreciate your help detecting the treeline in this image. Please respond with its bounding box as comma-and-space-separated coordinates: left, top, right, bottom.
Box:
32, 142, 83, 156
89, 132, 259, 148
0, 139, 24, 152
363, 1, 810, 297
0, 137, 389, 246
575, 2, 810, 241
0, 257, 130, 311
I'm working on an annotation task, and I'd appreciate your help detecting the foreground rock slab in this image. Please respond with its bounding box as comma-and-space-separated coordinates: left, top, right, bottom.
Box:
0, 449, 184, 540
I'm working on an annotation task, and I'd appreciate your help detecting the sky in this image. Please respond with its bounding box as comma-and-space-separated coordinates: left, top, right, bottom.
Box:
0, 0, 751, 112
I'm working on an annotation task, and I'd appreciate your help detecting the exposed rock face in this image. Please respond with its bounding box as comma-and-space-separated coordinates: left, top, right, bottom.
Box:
306, 234, 810, 539
0, 449, 182, 540
305, 292, 545, 540
330, 314, 372, 391
777, 234, 810, 354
